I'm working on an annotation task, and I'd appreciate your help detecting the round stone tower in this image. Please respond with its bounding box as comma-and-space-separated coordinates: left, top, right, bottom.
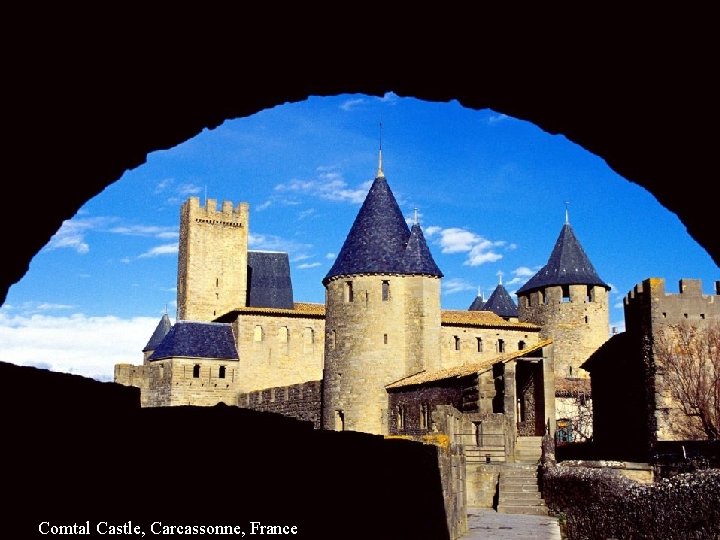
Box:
516, 217, 610, 378
321, 156, 443, 435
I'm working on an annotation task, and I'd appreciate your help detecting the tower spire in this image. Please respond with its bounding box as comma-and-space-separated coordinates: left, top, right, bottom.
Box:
376, 121, 385, 178
498, 270, 504, 285
565, 201, 570, 225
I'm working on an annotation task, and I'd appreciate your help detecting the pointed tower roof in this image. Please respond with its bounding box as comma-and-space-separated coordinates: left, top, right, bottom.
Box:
323, 167, 442, 284
516, 223, 609, 295
482, 283, 518, 318
142, 313, 172, 353
468, 289, 484, 311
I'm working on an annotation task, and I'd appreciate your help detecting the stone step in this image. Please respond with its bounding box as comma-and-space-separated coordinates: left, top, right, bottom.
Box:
500, 484, 541, 494
497, 504, 549, 516
499, 491, 543, 502
501, 474, 538, 483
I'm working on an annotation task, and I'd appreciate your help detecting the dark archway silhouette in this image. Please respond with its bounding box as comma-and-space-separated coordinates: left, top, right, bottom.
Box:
4, 10, 718, 308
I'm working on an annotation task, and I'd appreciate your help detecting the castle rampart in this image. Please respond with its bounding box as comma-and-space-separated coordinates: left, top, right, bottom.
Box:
239, 380, 322, 428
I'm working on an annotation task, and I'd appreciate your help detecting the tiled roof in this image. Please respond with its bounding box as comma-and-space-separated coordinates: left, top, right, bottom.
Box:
247, 251, 294, 309
482, 284, 518, 318
323, 176, 442, 284
143, 313, 172, 352
215, 302, 326, 321
386, 338, 553, 389
468, 294, 484, 311
517, 223, 609, 295
149, 321, 239, 361
441, 310, 540, 329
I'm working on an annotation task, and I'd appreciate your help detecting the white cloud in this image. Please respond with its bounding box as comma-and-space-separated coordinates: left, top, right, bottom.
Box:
249, 233, 312, 256
154, 178, 173, 193
506, 266, 538, 286
326, 253, 336, 259
138, 243, 179, 258
45, 217, 113, 254
274, 170, 371, 205
36, 303, 75, 311
297, 262, 322, 269
108, 225, 178, 239
340, 98, 366, 111
0, 312, 164, 381
426, 226, 509, 267
256, 200, 273, 211
442, 278, 476, 295
378, 92, 399, 104
488, 113, 509, 125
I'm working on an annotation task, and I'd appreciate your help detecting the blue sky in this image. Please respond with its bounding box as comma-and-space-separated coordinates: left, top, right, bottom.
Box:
1, 93, 717, 381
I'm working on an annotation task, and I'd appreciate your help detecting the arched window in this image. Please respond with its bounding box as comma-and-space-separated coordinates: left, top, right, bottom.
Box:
518, 340, 526, 350
382, 280, 390, 301
454, 336, 461, 351
219, 365, 226, 379
345, 281, 354, 302
476, 337, 483, 352
192, 364, 200, 378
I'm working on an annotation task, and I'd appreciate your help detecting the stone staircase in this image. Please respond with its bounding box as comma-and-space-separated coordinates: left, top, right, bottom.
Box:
496, 436, 548, 516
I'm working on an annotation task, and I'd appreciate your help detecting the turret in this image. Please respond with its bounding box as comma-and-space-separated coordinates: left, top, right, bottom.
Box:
516, 218, 610, 378
322, 155, 443, 434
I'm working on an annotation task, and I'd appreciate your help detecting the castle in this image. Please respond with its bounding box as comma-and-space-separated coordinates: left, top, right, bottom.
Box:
114, 151, 720, 512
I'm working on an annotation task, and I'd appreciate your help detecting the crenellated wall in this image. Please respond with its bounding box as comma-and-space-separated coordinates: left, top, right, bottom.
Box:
518, 284, 609, 378
239, 380, 322, 428
177, 197, 249, 321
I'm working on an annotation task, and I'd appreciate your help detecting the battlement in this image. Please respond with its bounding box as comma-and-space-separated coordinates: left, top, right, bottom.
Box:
185, 196, 248, 220
624, 278, 719, 306
624, 277, 720, 332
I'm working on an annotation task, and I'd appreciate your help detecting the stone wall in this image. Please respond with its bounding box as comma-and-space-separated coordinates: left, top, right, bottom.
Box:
145, 358, 240, 407
231, 310, 324, 392
519, 284, 609, 378
624, 278, 720, 444
322, 274, 442, 434
239, 380, 322, 428
177, 197, 249, 321
439, 324, 542, 371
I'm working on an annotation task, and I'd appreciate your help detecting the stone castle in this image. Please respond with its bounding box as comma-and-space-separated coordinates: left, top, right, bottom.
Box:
115, 152, 718, 510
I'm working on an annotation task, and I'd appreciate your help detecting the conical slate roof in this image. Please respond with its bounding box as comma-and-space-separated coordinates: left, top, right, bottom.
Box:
482, 283, 518, 318
517, 223, 609, 295
323, 175, 443, 284
143, 313, 172, 352
148, 321, 239, 361
400, 223, 443, 275
468, 294, 484, 311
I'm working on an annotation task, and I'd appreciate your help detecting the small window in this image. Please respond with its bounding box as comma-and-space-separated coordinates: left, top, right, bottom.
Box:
383, 333, 388, 345
278, 326, 289, 343
304, 327, 314, 344
254, 325, 263, 342
192, 364, 200, 378
518, 340, 525, 350
419, 403, 430, 430
397, 406, 405, 431
454, 336, 461, 351
540, 290, 547, 305
345, 281, 354, 302
335, 410, 345, 431
498, 339, 505, 353
562, 285, 571, 303
382, 280, 390, 301
476, 337, 483, 352
584, 315, 589, 324
219, 366, 226, 379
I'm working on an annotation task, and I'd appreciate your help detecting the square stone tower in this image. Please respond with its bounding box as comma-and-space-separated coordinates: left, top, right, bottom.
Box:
177, 197, 249, 321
